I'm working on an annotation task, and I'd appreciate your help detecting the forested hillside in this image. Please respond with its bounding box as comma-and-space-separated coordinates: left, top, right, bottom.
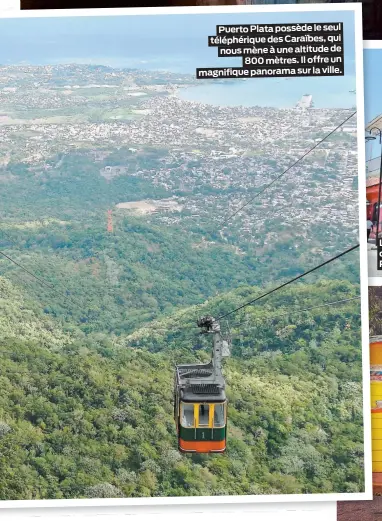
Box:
0, 63, 363, 500
0, 276, 363, 499
0, 213, 360, 336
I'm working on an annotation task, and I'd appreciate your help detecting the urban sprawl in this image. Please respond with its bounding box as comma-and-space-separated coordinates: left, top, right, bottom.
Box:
0, 64, 358, 252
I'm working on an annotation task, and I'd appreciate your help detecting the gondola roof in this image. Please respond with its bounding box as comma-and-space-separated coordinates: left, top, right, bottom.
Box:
175, 360, 226, 402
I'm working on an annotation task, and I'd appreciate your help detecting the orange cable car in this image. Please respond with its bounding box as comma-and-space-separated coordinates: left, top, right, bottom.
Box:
174, 316, 230, 453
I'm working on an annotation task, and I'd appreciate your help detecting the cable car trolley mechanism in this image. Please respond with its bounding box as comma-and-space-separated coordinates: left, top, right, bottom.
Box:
174, 315, 231, 453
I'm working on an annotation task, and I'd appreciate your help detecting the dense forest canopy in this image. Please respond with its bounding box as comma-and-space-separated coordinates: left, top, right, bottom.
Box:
0, 275, 363, 499
0, 213, 360, 336
0, 145, 364, 499
0, 63, 364, 500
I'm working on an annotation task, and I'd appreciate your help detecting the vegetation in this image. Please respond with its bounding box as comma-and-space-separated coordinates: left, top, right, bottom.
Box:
0, 118, 364, 499
0, 199, 360, 337
0, 274, 363, 499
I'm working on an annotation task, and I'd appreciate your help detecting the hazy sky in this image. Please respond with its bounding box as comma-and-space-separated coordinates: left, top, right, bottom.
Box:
364, 49, 382, 160
0, 10, 356, 73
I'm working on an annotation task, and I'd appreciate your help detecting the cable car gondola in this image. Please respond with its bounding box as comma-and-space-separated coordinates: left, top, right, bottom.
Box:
174, 315, 230, 453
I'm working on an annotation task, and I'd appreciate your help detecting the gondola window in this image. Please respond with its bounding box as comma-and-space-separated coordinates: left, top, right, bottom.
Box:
214, 403, 225, 428
181, 403, 194, 428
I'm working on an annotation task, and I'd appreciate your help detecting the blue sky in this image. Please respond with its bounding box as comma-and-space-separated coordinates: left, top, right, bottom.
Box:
364, 49, 382, 123
0, 10, 358, 110
0, 10, 355, 40
364, 49, 382, 159
0, 10, 356, 74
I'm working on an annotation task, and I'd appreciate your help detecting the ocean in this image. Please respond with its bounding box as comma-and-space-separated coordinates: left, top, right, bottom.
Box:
177, 76, 356, 109
0, 15, 356, 110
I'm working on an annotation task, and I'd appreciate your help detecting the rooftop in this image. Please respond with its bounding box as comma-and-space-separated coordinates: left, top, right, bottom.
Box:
175, 361, 226, 403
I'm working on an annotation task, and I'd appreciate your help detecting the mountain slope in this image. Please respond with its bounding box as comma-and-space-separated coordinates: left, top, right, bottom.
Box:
0, 277, 363, 499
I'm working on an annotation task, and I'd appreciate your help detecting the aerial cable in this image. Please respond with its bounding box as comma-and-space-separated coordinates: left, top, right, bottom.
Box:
0, 250, 56, 291
0, 228, 60, 292
266, 295, 360, 320
0, 109, 359, 329
220, 110, 357, 227
192, 111, 360, 330
0, 249, 80, 307
0, 227, 98, 309
0, 227, 19, 245
142, 295, 361, 346
128, 112, 359, 339
135, 272, 360, 337
215, 243, 360, 321
0, 227, 65, 293
229, 295, 360, 329
125, 271, 360, 345
236, 313, 362, 341
0, 227, 107, 314
278, 313, 361, 335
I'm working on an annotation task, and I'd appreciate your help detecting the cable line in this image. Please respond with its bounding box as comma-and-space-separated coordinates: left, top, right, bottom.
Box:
0, 227, 19, 245
0, 227, 66, 295
0, 110, 359, 331
220, 110, 357, 226
147, 251, 360, 336
215, 243, 360, 321
0, 249, 81, 307
0, 228, 60, 293
269, 295, 360, 319
230, 295, 360, 329
0, 250, 56, 291
0, 227, 96, 309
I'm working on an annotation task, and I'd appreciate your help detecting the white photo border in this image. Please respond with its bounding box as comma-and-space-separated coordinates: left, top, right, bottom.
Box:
0, 501, 339, 519
0, 2, 371, 509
